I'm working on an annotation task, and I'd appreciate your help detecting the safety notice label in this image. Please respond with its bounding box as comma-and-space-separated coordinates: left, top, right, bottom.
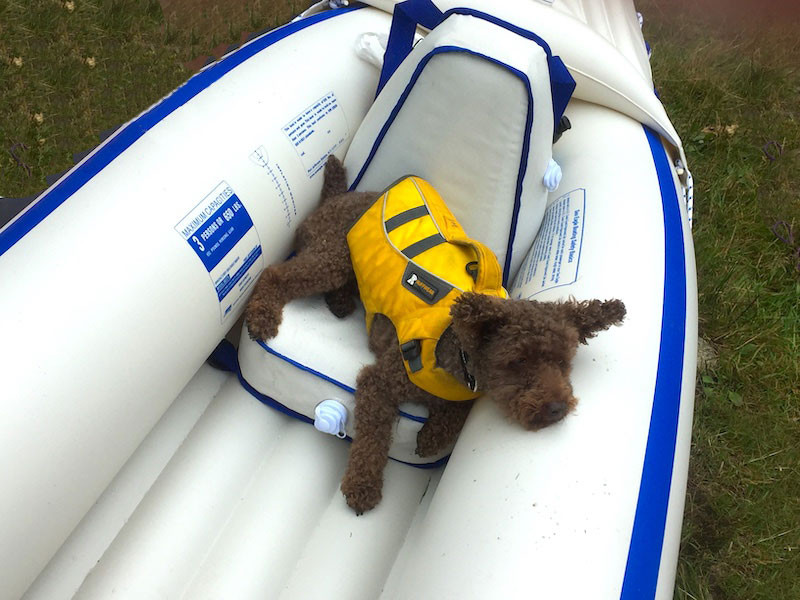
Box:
283, 91, 348, 178
176, 181, 263, 322
511, 188, 586, 298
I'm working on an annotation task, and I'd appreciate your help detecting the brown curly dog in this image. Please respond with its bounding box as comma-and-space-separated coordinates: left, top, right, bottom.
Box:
246, 155, 626, 514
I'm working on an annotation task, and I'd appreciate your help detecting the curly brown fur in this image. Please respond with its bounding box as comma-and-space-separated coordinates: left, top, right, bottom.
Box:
246, 155, 626, 514
245, 157, 375, 340
340, 314, 471, 513
319, 152, 349, 202
323, 280, 360, 318
449, 293, 626, 430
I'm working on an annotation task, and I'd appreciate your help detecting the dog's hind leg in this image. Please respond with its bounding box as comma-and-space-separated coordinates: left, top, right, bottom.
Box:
323, 279, 360, 318
320, 154, 348, 202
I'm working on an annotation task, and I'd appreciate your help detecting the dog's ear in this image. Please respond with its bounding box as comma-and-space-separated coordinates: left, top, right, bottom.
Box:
320, 155, 348, 202
562, 298, 626, 344
450, 292, 510, 346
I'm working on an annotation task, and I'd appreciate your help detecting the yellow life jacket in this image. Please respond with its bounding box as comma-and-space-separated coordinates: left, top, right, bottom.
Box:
346, 176, 507, 401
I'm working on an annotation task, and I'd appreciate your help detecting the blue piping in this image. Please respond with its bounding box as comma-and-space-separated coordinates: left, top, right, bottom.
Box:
620, 127, 687, 599
376, 0, 574, 126
351, 46, 534, 285
209, 340, 446, 469
258, 340, 357, 394
258, 340, 428, 425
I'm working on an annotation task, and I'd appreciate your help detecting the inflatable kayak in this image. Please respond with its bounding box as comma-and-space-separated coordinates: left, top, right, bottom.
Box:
0, 1, 697, 599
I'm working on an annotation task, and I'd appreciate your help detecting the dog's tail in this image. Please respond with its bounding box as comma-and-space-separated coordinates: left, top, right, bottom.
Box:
320, 154, 348, 204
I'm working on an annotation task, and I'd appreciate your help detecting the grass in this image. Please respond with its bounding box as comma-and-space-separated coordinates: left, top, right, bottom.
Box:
0, 0, 299, 198
1, 0, 183, 196
1, 1, 798, 599
636, 1, 800, 598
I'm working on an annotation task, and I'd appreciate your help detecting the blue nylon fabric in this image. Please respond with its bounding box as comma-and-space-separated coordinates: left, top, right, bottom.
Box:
0, 4, 363, 257
376, 0, 575, 129
619, 127, 687, 599
377, 0, 444, 93
546, 53, 576, 131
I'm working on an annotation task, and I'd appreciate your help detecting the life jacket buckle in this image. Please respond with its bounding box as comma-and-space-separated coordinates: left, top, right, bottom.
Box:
400, 340, 423, 373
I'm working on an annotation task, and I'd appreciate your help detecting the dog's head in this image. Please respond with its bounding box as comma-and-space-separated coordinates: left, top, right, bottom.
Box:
450, 293, 626, 430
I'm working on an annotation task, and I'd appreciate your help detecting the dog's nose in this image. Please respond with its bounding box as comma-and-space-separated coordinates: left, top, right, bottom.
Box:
542, 400, 568, 423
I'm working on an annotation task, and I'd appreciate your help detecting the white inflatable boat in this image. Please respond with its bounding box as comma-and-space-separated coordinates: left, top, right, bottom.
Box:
0, 1, 697, 598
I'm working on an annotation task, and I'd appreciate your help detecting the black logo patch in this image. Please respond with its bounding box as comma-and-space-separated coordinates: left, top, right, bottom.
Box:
406, 271, 438, 301
401, 263, 452, 304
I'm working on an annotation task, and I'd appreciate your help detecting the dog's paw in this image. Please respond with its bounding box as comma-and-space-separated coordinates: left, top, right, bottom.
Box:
415, 426, 445, 457
245, 270, 286, 340
324, 288, 357, 319
245, 303, 283, 341
341, 476, 382, 515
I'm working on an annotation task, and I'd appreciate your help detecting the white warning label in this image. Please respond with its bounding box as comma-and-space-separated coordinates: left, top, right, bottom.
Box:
511, 188, 586, 298
282, 91, 348, 178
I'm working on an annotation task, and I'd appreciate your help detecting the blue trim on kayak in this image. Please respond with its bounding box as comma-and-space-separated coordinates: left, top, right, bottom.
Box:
0, 4, 364, 257
209, 339, 445, 468
258, 340, 428, 425
620, 127, 687, 599
259, 339, 356, 394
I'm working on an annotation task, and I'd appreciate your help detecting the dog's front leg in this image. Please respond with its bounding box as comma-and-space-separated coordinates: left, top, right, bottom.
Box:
415, 399, 473, 457
340, 353, 407, 514
246, 249, 354, 340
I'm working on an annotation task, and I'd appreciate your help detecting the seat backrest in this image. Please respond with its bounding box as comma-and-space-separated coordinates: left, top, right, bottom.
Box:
344, 1, 574, 284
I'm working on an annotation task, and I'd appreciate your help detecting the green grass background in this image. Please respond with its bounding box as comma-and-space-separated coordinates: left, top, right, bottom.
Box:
1, 1, 798, 598
639, 2, 800, 598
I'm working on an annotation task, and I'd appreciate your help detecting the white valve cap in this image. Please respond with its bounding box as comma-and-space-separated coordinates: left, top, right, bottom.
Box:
543, 158, 563, 192
314, 399, 348, 438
